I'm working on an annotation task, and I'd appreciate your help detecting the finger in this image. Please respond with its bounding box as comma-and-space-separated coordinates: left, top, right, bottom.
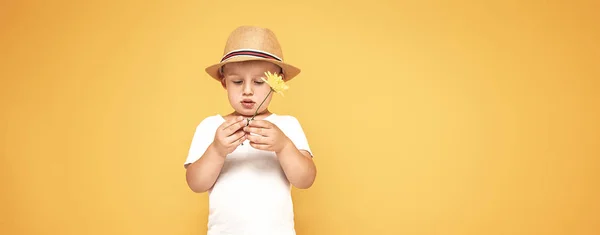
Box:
236, 135, 247, 146
224, 118, 248, 136
247, 134, 272, 145
249, 142, 269, 151
220, 116, 243, 130
247, 120, 271, 129
246, 134, 262, 144
226, 130, 246, 144
231, 132, 247, 146
243, 126, 268, 137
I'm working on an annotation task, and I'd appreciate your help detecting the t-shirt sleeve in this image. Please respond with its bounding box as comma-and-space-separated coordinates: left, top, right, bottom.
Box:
184, 116, 219, 168
282, 116, 313, 157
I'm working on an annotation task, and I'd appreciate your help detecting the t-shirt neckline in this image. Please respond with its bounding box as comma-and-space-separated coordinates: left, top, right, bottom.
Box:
218, 113, 276, 121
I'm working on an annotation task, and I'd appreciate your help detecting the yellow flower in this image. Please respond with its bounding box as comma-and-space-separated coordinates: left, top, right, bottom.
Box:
261, 71, 289, 96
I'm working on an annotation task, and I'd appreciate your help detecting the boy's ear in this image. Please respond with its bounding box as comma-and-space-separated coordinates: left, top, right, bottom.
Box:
280, 72, 285, 80
219, 66, 227, 89
279, 66, 285, 80
220, 78, 226, 89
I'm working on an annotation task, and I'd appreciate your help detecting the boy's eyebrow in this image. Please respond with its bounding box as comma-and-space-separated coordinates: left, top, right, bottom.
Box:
223, 73, 240, 77
223, 73, 266, 79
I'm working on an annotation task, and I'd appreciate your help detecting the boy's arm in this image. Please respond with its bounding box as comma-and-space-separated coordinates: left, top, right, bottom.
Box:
244, 118, 316, 189
185, 116, 247, 193
184, 143, 226, 193
276, 142, 316, 189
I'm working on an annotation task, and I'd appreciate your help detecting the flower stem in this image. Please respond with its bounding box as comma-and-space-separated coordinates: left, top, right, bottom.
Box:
250, 89, 273, 122
241, 89, 273, 146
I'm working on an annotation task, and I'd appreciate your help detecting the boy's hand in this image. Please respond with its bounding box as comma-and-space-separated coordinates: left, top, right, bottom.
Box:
244, 120, 291, 153
213, 116, 247, 157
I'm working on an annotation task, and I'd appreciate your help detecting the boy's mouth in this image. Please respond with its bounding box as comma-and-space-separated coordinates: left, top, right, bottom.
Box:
241, 100, 255, 109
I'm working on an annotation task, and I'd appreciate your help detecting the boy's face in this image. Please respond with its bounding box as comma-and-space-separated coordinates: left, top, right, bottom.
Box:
220, 60, 282, 117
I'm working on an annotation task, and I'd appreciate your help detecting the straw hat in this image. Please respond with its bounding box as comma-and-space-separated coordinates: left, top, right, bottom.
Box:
205, 26, 301, 82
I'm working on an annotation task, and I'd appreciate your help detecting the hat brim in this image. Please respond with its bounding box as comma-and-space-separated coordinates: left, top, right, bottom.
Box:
205, 56, 301, 82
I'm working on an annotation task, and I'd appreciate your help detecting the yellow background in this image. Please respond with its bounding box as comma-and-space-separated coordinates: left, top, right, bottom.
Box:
1, 0, 599, 234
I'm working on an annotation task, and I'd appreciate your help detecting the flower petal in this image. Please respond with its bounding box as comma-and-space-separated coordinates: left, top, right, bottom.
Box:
262, 71, 288, 96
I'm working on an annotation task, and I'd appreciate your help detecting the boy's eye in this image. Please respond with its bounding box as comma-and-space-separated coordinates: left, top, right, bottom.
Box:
232, 80, 242, 84
254, 80, 265, 85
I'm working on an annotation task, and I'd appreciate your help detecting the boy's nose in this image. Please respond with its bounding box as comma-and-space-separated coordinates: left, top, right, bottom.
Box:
243, 83, 253, 95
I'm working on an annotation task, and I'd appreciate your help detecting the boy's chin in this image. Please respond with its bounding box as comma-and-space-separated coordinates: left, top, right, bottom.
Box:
232, 108, 254, 117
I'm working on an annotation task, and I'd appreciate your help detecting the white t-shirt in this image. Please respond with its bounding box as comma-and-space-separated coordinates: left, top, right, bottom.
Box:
184, 113, 312, 235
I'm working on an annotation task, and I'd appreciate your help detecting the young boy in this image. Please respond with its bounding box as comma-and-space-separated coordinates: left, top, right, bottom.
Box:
183, 26, 316, 235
